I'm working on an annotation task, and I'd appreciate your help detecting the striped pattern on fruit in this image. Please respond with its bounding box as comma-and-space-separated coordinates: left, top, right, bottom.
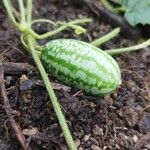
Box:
41, 39, 121, 95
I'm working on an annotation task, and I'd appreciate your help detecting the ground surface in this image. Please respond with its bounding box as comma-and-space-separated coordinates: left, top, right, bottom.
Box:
0, 0, 150, 150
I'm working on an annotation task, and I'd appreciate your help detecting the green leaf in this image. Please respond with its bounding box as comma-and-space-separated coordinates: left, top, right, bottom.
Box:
121, 0, 150, 26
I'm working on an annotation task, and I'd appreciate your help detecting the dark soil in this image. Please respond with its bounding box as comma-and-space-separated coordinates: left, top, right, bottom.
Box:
0, 0, 150, 150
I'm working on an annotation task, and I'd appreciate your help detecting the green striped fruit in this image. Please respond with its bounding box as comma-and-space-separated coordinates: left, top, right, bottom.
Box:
41, 39, 121, 95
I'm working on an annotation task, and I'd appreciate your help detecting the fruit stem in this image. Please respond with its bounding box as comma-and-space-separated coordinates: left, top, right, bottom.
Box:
91, 27, 120, 46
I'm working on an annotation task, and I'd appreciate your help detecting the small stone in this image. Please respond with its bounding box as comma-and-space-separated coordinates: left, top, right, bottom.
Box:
91, 144, 102, 150
92, 125, 103, 136
133, 135, 138, 142
83, 134, 90, 141
78, 147, 84, 150
75, 139, 80, 148
89, 102, 96, 108
5, 76, 12, 85
103, 146, 108, 150
115, 144, 120, 149
22, 128, 39, 136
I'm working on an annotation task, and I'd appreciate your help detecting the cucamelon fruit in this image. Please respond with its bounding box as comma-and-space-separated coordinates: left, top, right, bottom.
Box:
41, 39, 121, 95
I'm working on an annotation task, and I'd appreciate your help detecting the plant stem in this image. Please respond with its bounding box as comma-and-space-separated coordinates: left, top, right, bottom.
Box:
57, 22, 86, 34
27, 35, 76, 150
18, 0, 26, 23
27, 0, 33, 23
106, 39, 150, 55
11, 6, 20, 20
21, 33, 28, 49
100, 0, 115, 12
31, 19, 56, 26
113, 7, 126, 13
100, 0, 125, 13
28, 25, 67, 39
91, 27, 120, 46
29, 18, 92, 39
3, 0, 20, 28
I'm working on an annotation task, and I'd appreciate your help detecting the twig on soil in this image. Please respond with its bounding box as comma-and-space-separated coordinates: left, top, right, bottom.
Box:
83, 0, 142, 39
134, 132, 150, 150
0, 63, 32, 150
2, 62, 33, 74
